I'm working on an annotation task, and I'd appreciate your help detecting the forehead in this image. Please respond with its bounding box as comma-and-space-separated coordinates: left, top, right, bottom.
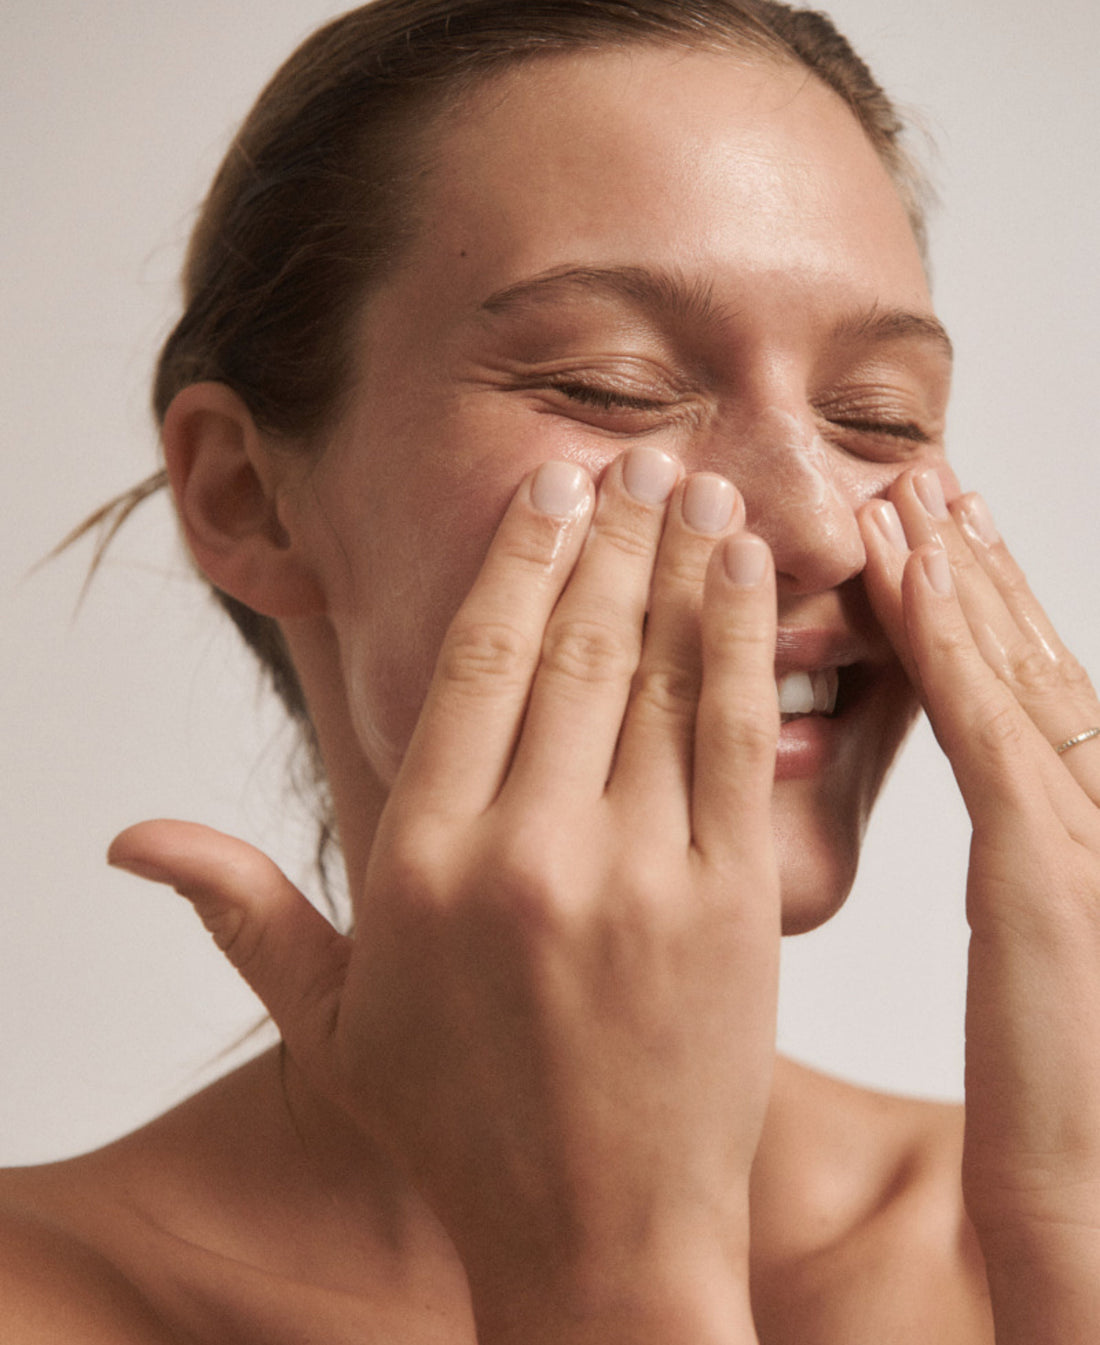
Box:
392, 45, 929, 322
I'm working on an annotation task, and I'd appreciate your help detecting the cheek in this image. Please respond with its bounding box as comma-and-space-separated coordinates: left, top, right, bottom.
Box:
317, 421, 597, 784
331, 483, 500, 783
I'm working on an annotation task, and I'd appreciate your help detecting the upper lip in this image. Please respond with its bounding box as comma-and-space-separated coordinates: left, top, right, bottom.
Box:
772, 627, 880, 679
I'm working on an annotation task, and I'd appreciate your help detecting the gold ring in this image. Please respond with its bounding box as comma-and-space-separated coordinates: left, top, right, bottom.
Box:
1054, 726, 1100, 755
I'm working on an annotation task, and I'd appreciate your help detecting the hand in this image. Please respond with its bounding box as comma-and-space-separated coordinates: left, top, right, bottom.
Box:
110, 449, 780, 1344
860, 470, 1100, 1335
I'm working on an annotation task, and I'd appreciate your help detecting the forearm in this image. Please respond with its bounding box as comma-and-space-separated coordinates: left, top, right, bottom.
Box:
984, 1226, 1100, 1344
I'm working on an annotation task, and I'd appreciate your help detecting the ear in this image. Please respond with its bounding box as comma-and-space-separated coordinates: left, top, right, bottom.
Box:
162, 383, 324, 618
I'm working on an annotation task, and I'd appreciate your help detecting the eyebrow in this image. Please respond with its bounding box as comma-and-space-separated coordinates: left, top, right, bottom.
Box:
479, 264, 726, 328
832, 304, 954, 365
479, 263, 954, 364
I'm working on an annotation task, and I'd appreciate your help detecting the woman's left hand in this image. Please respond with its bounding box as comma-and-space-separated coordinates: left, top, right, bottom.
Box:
860, 469, 1100, 1337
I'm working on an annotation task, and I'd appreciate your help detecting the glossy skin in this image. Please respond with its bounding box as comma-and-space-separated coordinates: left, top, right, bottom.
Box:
286, 50, 950, 932
5, 43, 1100, 1345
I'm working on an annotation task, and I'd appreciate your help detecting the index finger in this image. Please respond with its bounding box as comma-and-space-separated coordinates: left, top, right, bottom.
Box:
393, 461, 594, 818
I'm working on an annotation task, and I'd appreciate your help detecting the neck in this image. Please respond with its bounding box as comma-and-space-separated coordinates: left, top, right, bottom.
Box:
256, 1045, 472, 1305
281, 612, 389, 896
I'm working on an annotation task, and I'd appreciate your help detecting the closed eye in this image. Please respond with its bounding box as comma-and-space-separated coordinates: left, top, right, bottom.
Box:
827, 417, 931, 443
549, 381, 669, 412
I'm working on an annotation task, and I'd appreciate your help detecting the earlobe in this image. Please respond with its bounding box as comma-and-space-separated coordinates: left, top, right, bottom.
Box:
161, 382, 325, 618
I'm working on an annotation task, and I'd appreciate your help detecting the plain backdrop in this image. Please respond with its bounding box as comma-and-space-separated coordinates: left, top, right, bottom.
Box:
2, 0, 1098, 1166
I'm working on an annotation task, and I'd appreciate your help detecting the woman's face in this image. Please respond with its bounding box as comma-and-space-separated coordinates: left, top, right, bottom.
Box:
296, 46, 952, 932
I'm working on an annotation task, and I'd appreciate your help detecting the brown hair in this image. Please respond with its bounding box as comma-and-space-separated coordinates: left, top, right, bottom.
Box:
86, 0, 931, 899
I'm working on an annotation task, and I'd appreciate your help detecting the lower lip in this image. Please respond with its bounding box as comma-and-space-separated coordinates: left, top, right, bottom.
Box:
774, 713, 841, 780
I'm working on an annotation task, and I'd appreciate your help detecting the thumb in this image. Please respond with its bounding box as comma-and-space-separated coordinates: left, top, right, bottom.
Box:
108, 820, 350, 1077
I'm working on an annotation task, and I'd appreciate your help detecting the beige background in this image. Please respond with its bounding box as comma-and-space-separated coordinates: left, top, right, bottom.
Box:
2, 0, 1098, 1164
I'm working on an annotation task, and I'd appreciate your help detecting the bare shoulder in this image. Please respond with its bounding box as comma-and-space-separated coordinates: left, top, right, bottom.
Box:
0, 1054, 281, 1345
0, 1169, 179, 1344
758, 1057, 968, 1238
751, 1059, 994, 1344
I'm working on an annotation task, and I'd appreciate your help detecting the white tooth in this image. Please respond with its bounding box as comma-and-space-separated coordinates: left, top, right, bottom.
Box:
777, 670, 815, 715
814, 667, 839, 714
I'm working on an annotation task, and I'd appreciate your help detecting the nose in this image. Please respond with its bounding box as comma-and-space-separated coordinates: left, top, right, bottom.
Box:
703, 407, 866, 595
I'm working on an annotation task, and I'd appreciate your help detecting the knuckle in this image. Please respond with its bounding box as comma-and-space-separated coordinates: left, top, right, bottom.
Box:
541, 614, 637, 686
949, 542, 983, 583
654, 538, 713, 593
484, 827, 575, 936
376, 809, 464, 922
972, 698, 1026, 760
203, 899, 258, 969
726, 712, 780, 761
1007, 644, 1063, 699
924, 618, 971, 664
998, 565, 1034, 608
595, 513, 660, 563
632, 662, 700, 719
1059, 652, 1096, 698
706, 698, 778, 761
439, 619, 534, 692
705, 615, 774, 663
382, 830, 445, 907
497, 517, 575, 572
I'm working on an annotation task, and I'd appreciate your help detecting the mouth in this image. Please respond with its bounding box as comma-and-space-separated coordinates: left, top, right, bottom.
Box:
770, 625, 911, 783
776, 667, 840, 722
772, 622, 888, 730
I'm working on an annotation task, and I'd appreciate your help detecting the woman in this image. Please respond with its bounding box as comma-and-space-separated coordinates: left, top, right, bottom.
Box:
3, 1, 1099, 1339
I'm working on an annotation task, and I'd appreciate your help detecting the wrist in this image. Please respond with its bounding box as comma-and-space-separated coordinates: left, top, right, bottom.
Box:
979, 1221, 1100, 1344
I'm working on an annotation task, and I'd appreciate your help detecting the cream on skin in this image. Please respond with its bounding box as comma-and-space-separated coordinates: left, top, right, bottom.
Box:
278, 46, 954, 935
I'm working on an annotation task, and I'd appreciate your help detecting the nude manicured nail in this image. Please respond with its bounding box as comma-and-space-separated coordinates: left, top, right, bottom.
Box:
959, 493, 1000, 546
683, 473, 736, 533
871, 500, 907, 551
723, 534, 768, 587
922, 546, 953, 596
622, 446, 679, 505
913, 469, 949, 519
530, 461, 589, 516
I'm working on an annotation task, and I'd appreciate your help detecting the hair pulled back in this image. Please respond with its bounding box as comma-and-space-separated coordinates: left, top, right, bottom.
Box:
97, 0, 929, 879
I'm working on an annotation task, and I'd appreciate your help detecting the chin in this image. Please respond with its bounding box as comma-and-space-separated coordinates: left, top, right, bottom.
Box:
772, 787, 864, 936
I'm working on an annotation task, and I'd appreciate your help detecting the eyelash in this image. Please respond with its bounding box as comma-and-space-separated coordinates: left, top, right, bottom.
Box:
551, 381, 666, 412
822, 416, 931, 444
551, 381, 930, 444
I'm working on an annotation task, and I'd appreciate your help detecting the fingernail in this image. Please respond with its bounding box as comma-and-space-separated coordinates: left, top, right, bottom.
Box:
622, 446, 679, 505
922, 546, 953, 596
913, 469, 949, 520
723, 533, 768, 587
871, 500, 907, 551
959, 493, 1000, 547
530, 461, 589, 517
683, 473, 736, 533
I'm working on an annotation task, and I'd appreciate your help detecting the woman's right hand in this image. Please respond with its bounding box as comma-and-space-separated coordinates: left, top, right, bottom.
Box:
109, 449, 781, 1344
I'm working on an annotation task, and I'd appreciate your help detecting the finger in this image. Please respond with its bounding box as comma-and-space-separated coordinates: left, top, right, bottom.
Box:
897, 545, 1082, 825
504, 446, 681, 803
396, 461, 594, 817
108, 820, 350, 1087
858, 497, 918, 686
692, 532, 780, 869
950, 491, 1100, 796
895, 472, 1100, 796
953, 492, 1073, 657
611, 473, 743, 832
891, 469, 1023, 672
